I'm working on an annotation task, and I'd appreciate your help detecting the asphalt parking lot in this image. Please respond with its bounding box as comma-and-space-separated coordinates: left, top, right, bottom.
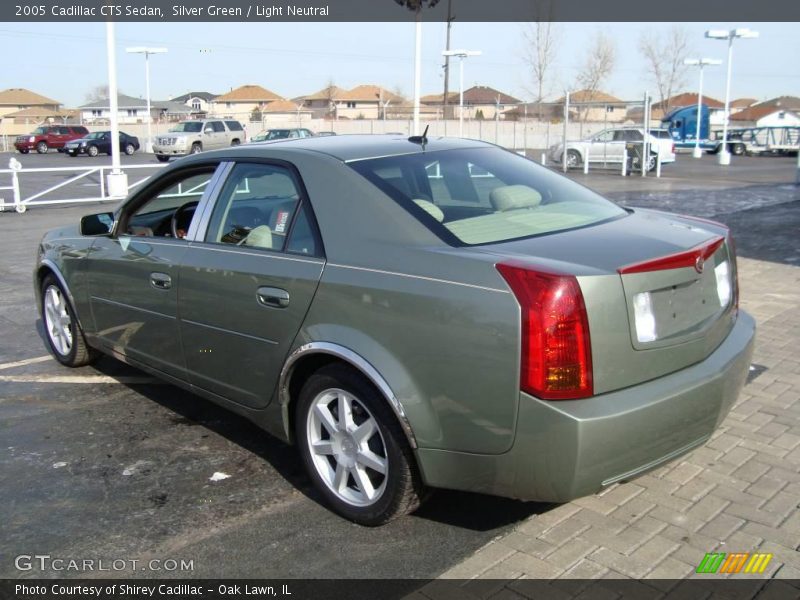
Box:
1, 151, 799, 584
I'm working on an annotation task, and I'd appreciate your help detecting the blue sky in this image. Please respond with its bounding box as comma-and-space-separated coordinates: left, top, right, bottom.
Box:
0, 22, 797, 107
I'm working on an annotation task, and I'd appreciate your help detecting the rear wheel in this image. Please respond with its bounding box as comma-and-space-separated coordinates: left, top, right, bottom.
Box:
296, 364, 425, 526
41, 274, 97, 367
156, 155, 170, 163
230, 139, 241, 146
87, 145, 99, 157
124, 143, 135, 155
36, 141, 48, 154
731, 143, 745, 156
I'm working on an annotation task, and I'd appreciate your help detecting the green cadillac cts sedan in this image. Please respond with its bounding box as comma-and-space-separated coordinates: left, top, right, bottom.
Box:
35, 135, 755, 525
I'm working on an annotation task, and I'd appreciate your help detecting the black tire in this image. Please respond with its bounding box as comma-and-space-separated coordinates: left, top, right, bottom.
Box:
190, 142, 202, 154
40, 274, 97, 367
230, 139, 241, 146
295, 364, 426, 526
36, 141, 48, 154
67, 151, 77, 157
566, 149, 581, 169
156, 155, 170, 163
18, 148, 29, 154
646, 153, 657, 172
124, 143, 135, 155
87, 145, 99, 157
731, 143, 745, 156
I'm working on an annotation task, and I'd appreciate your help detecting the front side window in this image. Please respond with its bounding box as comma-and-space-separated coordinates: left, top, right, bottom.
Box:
125, 168, 216, 238
170, 122, 203, 133
350, 147, 626, 246
211, 121, 225, 132
205, 163, 303, 252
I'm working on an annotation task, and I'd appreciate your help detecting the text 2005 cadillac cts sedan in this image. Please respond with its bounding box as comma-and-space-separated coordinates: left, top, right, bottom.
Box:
35, 135, 755, 525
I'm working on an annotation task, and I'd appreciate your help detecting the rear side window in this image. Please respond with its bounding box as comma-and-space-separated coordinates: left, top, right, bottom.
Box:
205, 163, 302, 253
349, 147, 626, 246
210, 121, 225, 133
225, 121, 243, 132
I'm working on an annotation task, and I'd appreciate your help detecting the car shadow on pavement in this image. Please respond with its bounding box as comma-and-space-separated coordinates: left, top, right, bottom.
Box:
413, 490, 554, 531
35, 318, 556, 532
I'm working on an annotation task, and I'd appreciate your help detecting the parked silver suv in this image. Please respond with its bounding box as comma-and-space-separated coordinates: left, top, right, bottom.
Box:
549, 127, 676, 171
153, 119, 245, 162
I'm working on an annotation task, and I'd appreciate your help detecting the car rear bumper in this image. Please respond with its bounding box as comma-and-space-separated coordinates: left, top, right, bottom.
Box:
416, 310, 755, 502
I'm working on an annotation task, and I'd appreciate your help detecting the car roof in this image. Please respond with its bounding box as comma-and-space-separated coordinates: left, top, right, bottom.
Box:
242, 134, 490, 162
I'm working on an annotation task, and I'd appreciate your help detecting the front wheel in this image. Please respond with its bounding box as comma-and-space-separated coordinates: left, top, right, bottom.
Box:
565, 149, 581, 169
190, 142, 202, 154
87, 145, 99, 157
41, 274, 97, 367
18, 148, 29, 154
36, 141, 48, 154
296, 364, 426, 526
156, 155, 170, 163
731, 143, 745, 156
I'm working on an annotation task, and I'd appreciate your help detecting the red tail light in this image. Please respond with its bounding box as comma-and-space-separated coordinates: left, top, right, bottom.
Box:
496, 262, 593, 400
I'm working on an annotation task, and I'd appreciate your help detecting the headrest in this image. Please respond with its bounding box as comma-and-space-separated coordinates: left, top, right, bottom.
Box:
413, 199, 444, 222
244, 225, 273, 249
490, 185, 542, 212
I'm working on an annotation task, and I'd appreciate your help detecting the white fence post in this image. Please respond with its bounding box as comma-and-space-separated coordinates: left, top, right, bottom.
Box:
583, 145, 590, 174
656, 151, 662, 178
540, 152, 546, 165
621, 149, 628, 176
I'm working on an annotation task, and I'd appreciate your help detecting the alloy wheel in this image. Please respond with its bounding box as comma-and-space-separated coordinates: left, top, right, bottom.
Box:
44, 284, 73, 356
305, 388, 388, 507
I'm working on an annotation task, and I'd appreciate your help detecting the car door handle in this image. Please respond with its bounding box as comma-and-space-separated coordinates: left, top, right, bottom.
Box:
256, 286, 289, 308
150, 272, 172, 290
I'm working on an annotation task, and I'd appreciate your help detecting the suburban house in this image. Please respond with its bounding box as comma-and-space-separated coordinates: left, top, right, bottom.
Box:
79, 93, 192, 124
502, 102, 564, 122
730, 96, 800, 127
730, 98, 757, 114
0, 88, 61, 119
650, 92, 724, 121
170, 91, 217, 116
555, 89, 627, 123
422, 86, 522, 119
210, 85, 282, 120
299, 85, 347, 118
257, 99, 313, 124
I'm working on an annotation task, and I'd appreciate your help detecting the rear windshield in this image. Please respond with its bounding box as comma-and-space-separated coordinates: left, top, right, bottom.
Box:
170, 122, 203, 133
349, 147, 626, 246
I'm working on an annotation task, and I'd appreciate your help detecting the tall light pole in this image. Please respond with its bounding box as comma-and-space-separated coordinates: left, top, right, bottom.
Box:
105, 22, 127, 197
684, 58, 722, 158
126, 46, 167, 153
705, 28, 758, 165
442, 49, 481, 137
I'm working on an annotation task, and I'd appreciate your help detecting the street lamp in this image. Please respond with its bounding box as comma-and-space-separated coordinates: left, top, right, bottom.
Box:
705, 28, 758, 165
441, 49, 481, 137
125, 46, 168, 153
684, 58, 722, 158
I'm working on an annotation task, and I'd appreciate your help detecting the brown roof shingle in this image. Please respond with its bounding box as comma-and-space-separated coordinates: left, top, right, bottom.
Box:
0, 88, 60, 107
214, 85, 282, 103
461, 86, 521, 105
555, 89, 623, 104
653, 92, 724, 110
337, 85, 405, 103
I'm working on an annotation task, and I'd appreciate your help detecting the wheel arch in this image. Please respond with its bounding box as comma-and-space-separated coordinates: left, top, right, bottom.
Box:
35, 260, 84, 331
278, 342, 418, 450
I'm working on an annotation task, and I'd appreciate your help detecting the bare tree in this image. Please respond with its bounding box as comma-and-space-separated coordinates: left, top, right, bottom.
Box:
522, 2, 559, 119
639, 26, 692, 112
323, 79, 338, 120
85, 85, 123, 102
574, 32, 616, 122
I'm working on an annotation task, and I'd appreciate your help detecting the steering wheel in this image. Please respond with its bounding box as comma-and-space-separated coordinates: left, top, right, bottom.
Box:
171, 200, 199, 238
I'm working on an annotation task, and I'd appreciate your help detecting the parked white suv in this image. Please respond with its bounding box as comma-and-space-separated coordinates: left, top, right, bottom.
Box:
153, 119, 245, 162
549, 127, 676, 171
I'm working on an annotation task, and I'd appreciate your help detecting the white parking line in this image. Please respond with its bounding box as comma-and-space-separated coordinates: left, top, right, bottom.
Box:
0, 374, 162, 384
0, 355, 53, 371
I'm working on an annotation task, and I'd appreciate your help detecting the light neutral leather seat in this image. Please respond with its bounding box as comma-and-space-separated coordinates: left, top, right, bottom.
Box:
489, 185, 543, 212
244, 225, 273, 249
413, 199, 445, 222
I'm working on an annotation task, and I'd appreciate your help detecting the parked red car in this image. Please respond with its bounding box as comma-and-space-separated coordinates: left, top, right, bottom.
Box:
15, 125, 89, 154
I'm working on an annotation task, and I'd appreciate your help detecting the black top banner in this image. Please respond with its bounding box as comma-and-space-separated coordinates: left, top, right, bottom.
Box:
4, 0, 800, 22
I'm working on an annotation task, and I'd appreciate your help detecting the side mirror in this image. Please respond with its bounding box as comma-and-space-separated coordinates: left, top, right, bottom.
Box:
80, 212, 114, 236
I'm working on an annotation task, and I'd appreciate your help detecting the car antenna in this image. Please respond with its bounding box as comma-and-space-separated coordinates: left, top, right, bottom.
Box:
408, 125, 429, 149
